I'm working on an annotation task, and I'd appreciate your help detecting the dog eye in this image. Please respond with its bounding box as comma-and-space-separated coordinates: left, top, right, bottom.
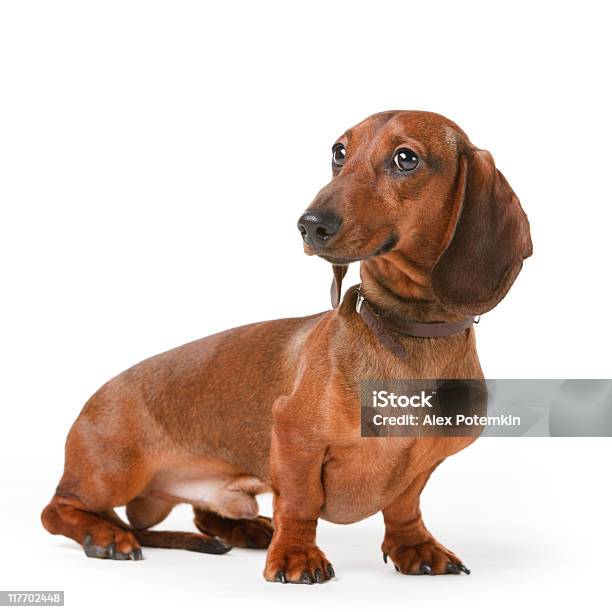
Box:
393, 148, 419, 172
332, 144, 346, 167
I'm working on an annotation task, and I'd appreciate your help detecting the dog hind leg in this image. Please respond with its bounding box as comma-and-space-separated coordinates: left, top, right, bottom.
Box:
126, 496, 174, 530
42, 494, 233, 558
41, 408, 232, 558
194, 508, 273, 549
42, 494, 144, 560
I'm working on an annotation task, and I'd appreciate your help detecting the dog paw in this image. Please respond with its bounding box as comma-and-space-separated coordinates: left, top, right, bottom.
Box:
382, 540, 469, 575
83, 529, 143, 560
264, 544, 335, 584
226, 516, 274, 549
194, 511, 274, 549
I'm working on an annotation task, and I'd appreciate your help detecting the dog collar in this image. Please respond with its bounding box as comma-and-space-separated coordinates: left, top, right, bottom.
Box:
355, 287, 477, 359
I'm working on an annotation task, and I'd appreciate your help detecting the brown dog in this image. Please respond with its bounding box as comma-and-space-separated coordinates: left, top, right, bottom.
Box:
42, 110, 532, 583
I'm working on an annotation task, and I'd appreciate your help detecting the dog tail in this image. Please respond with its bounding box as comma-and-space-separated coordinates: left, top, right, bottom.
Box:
133, 529, 232, 554
103, 510, 232, 555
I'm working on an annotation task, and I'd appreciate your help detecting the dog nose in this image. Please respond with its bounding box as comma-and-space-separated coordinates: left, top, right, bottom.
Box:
297, 211, 342, 248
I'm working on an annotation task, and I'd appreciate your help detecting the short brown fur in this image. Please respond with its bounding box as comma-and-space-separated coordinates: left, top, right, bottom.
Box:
42, 111, 531, 582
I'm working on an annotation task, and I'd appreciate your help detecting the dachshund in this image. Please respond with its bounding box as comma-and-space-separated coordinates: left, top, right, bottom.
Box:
42, 110, 532, 583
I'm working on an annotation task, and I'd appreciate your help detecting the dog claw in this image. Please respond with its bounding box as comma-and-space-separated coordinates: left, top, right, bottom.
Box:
83, 534, 94, 554
113, 550, 130, 560
458, 563, 471, 575
394, 564, 400, 573
275, 570, 287, 584
421, 562, 434, 575
314, 568, 323, 583
83, 534, 109, 559
447, 562, 461, 574
326, 564, 335, 578
383, 552, 388, 564
300, 571, 314, 584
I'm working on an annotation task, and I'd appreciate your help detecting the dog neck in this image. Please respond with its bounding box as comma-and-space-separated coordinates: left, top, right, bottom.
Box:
359, 255, 464, 324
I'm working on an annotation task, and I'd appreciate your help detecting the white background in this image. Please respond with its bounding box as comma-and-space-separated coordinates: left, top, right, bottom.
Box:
1, 1, 611, 610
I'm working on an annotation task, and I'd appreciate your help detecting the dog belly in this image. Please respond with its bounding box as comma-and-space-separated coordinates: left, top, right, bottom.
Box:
144, 466, 271, 519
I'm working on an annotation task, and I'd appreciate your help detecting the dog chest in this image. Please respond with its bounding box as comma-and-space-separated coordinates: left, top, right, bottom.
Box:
318, 437, 418, 524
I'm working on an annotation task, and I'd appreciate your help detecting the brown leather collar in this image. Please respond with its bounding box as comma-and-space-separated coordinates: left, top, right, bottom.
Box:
329, 264, 476, 359
355, 287, 476, 359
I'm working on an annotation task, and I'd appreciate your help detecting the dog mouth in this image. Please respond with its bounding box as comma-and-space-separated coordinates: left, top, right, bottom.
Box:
318, 234, 398, 265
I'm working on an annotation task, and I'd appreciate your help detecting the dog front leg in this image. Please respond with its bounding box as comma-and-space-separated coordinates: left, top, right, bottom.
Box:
263, 396, 334, 584
381, 468, 470, 576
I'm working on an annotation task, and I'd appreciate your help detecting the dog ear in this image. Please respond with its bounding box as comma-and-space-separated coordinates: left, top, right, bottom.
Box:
431, 147, 532, 315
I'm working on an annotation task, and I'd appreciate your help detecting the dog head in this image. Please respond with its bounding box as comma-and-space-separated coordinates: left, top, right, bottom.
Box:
298, 110, 532, 315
